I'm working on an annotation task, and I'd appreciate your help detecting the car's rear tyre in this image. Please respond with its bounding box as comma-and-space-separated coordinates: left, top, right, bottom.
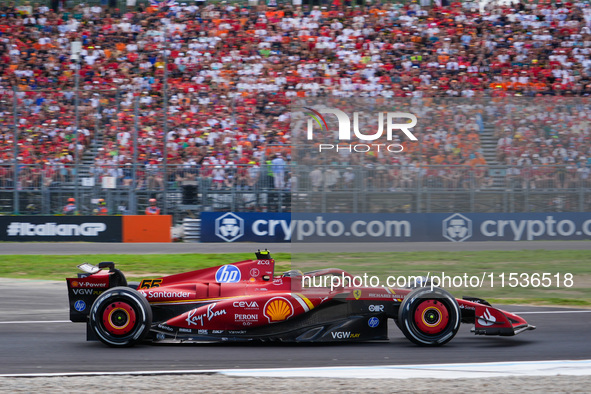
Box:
397, 287, 460, 346
89, 287, 152, 347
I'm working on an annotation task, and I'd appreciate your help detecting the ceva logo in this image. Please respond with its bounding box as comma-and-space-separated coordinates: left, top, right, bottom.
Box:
442, 213, 473, 242
215, 212, 244, 242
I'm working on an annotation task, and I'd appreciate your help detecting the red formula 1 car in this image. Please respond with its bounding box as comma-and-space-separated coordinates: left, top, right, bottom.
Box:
66, 250, 535, 347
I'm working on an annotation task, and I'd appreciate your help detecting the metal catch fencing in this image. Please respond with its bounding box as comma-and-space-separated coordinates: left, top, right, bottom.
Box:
1, 164, 590, 222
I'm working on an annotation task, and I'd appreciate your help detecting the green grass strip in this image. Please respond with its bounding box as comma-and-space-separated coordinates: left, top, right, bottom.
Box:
1, 250, 589, 306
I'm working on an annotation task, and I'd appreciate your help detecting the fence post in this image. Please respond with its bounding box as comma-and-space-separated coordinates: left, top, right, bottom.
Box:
524, 179, 529, 213
74, 57, 80, 214
130, 94, 139, 215
12, 86, 19, 215
579, 183, 585, 212
162, 24, 170, 215
416, 169, 422, 213
94, 92, 100, 155
42, 172, 50, 214
353, 173, 358, 213
470, 168, 475, 212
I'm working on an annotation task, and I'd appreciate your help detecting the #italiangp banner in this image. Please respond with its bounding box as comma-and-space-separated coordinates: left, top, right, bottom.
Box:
0, 216, 171, 242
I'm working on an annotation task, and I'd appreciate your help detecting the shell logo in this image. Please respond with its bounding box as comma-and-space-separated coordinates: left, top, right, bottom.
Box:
263, 297, 294, 323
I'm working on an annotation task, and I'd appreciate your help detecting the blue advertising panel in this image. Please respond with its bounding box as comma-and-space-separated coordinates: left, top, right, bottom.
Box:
201, 212, 591, 243
201, 212, 291, 243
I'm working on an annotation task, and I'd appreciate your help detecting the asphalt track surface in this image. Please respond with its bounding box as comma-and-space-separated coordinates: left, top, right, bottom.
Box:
1, 240, 591, 254
1, 278, 590, 375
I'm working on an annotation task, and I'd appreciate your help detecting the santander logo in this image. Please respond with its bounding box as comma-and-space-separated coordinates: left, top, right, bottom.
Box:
478, 308, 497, 326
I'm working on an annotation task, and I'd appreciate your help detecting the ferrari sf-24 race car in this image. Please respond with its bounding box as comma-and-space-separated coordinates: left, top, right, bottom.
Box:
66, 250, 535, 347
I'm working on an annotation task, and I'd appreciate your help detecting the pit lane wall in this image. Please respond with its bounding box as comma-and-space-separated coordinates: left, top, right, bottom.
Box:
201, 212, 591, 243
0, 216, 172, 242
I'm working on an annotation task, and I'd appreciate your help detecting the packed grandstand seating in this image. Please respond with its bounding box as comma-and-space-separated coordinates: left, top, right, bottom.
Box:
1, 0, 591, 191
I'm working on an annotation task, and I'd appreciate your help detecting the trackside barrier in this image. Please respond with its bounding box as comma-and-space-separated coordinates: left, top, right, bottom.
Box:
200, 212, 591, 243
183, 219, 201, 243
122, 215, 172, 243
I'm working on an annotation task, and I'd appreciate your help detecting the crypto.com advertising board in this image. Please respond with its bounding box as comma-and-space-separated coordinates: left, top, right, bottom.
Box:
201, 212, 591, 243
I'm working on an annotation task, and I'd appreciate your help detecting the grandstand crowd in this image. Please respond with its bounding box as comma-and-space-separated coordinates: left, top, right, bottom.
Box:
1, 0, 591, 191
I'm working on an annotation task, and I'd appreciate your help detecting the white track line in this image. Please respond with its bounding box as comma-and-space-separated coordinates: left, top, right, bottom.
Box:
0, 360, 590, 379
222, 360, 591, 379
0, 320, 70, 324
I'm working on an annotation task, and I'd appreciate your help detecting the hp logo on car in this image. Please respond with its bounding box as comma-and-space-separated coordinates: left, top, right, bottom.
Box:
368, 317, 379, 328
74, 300, 86, 312
215, 265, 241, 283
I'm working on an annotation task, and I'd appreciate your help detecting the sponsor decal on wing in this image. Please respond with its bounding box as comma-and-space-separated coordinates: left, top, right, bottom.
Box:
477, 308, 497, 326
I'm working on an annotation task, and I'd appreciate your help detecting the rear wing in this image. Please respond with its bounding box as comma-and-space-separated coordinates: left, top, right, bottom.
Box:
66, 262, 128, 322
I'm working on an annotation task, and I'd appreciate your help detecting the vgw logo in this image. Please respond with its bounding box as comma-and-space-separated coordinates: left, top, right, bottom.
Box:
215, 212, 244, 242
442, 213, 472, 242
304, 107, 418, 154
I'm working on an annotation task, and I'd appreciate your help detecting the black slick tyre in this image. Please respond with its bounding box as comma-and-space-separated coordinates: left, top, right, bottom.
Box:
88, 287, 152, 347
397, 286, 460, 346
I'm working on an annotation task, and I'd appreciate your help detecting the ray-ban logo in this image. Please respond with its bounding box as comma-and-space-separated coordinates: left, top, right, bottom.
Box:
303, 107, 418, 153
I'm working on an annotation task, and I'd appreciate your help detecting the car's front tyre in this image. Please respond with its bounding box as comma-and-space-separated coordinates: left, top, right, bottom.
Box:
397, 287, 460, 346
